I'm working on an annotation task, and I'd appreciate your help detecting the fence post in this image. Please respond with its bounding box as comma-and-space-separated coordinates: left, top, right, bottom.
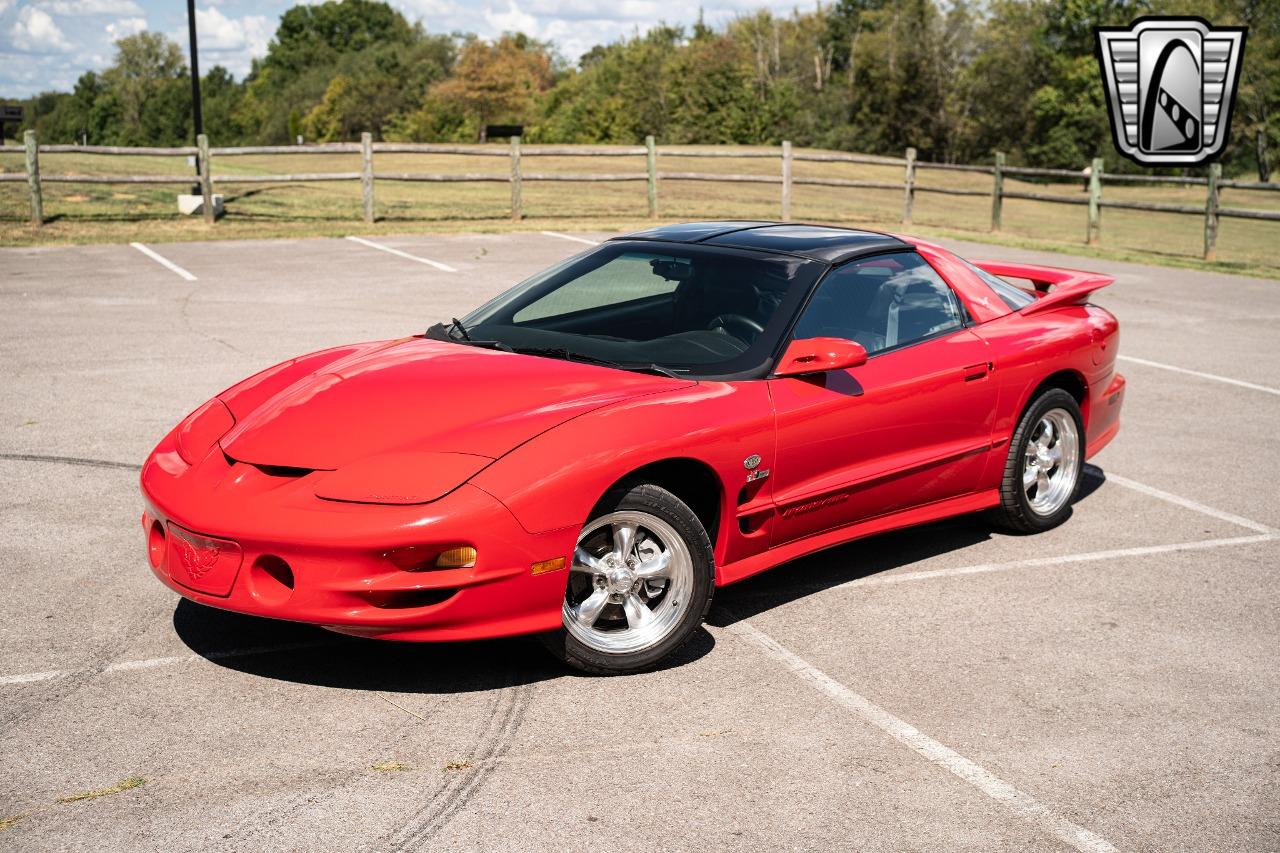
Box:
991, 151, 1005, 232
1204, 162, 1221, 261
510, 135, 523, 221
24, 130, 42, 227
197, 133, 214, 225
902, 146, 916, 224
1086, 157, 1103, 245
646, 134, 657, 219
360, 132, 374, 224
780, 140, 792, 221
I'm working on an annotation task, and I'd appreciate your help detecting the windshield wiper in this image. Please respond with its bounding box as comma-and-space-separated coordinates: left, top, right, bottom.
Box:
424, 320, 513, 352
514, 347, 682, 378
634, 363, 682, 378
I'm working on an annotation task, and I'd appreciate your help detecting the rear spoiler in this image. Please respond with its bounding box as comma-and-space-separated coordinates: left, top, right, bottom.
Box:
973, 261, 1115, 316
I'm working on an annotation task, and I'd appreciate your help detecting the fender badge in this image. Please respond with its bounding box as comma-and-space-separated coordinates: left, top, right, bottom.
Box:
746, 468, 770, 483
744, 454, 762, 470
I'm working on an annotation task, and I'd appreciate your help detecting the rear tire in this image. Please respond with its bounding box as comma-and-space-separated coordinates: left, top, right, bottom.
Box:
989, 388, 1085, 533
541, 484, 714, 675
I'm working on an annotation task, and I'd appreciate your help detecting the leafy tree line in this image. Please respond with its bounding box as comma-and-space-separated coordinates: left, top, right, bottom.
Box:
8, 0, 1279, 178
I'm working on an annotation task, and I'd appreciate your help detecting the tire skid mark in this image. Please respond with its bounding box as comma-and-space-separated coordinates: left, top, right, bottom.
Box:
179, 287, 245, 356
0, 452, 141, 471
0, 599, 170, 733
381, 685, 510, 849
204, 765, 381, 853
206, 694, 446, 852
386, 677, 534, 850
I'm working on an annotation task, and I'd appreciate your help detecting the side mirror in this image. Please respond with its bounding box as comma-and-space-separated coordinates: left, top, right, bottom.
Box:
773, 337, 868, 377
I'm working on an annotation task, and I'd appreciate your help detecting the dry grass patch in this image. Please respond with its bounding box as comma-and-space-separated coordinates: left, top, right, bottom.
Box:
2, 145, 1278, 277
56, 776, 146, 804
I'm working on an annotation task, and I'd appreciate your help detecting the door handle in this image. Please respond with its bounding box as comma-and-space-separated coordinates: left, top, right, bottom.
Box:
962, 362, 991, 381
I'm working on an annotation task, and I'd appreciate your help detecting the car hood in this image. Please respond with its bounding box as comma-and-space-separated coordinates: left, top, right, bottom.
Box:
219, 338, 691, 470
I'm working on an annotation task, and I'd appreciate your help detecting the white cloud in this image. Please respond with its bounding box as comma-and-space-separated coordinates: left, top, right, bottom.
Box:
177, 6, 273, 77
484, 1, 536, 35
104, 15, 145, 41
10, 6, 72, 52
0, 0, 828, 96
38, 0, 144, 14
522, 0, 660, 22
195, 6, 270, 52
391, 0, 822, 63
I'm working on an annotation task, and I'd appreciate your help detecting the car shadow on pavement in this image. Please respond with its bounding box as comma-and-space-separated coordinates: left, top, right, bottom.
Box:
171, 601, 715, 692
708, 464, 1107, 628
173, 467, 1105, 684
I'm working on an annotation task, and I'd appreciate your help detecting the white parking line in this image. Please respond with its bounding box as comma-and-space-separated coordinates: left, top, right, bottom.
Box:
729, 620, 1118, 853
0, 640, 333, 687
345, 235, 457, 272
540, 230, 600, 246
1106, 473, 1276, 534
0, 669, 68, 685
1118, 355, 1280, 397
6, 532, 1276, 690
3, 476, 1272, 688
833, 533, 1277, 591
129, 242, 197, 281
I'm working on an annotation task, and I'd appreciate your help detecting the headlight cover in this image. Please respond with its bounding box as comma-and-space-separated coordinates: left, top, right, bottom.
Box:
313, 451, 492, 505
175, 399, 236, 465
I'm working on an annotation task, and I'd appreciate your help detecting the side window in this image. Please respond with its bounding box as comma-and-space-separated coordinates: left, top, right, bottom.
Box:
514, 251, 685, 323
792, 252, 965, 354
961, 259, 1036, 310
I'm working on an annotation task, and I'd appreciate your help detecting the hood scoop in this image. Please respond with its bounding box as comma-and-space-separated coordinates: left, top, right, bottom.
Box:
222, 449, 315, 479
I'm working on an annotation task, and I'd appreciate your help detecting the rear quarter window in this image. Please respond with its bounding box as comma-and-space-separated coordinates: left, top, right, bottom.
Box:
962, 259, 1036, 310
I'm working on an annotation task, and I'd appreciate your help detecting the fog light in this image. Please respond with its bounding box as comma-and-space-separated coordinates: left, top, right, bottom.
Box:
530, 556, 565, 575
248, 555, 294, 606
435, 546, 477, 569
147, 519, 166, 569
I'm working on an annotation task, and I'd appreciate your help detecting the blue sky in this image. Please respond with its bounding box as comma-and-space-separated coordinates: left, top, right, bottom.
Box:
0, 0, 821, 98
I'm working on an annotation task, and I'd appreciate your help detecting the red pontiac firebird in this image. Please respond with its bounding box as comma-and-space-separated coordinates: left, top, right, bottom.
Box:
141, 223, 1124, 674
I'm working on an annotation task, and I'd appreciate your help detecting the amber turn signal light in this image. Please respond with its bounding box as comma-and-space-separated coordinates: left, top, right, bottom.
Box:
530, 556, 566, 575
435, 546, 477, 569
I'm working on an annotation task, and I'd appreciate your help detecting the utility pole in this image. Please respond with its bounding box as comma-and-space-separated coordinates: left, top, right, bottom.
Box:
186, 0, 203, 195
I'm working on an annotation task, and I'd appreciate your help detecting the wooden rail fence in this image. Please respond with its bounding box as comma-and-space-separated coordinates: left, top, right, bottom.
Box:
4, 130, 1279, 260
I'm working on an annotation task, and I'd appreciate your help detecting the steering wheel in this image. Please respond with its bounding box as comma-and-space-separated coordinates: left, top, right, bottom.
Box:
707, 313, 765, 345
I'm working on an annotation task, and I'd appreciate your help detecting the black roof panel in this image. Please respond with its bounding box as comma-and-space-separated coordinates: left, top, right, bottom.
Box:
614, 221, 775, 243
704, 224, 908, 263
613, 221, 909, 264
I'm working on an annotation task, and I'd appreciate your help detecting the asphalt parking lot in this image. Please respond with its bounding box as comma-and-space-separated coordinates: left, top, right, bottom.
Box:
1, 228, 1277, 851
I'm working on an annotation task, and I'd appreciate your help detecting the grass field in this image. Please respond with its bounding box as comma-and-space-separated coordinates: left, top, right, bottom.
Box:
2, 144, 1278, 278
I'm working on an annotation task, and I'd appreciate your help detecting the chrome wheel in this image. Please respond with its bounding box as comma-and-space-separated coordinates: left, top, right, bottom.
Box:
563, 510, 694, 655
1022, 407, 1080, 516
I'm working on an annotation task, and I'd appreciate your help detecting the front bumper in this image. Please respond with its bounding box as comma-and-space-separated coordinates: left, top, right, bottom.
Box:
140, 434, 575, 641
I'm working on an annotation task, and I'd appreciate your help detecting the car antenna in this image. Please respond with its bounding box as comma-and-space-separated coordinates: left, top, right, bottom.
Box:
451, 317, 472, 341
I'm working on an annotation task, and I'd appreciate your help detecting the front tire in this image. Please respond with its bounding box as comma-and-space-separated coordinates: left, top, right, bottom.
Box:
542, 484, 714, 675
989, 388, 1085, 533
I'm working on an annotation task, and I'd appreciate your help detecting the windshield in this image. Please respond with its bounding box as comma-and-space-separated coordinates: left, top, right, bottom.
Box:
445, 240, 824, 378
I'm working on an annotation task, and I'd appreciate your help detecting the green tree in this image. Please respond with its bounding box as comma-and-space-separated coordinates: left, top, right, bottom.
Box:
11, 0, 1280, 178
239, 0, 450, 142
425, 34, 552, 140
102, 32, 190, 145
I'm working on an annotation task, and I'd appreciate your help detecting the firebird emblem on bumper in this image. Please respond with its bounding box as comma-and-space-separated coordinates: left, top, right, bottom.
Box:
174, 534, 220, 581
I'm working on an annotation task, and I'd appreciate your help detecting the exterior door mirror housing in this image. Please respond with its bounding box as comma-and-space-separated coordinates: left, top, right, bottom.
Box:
773, 337, 868, 377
